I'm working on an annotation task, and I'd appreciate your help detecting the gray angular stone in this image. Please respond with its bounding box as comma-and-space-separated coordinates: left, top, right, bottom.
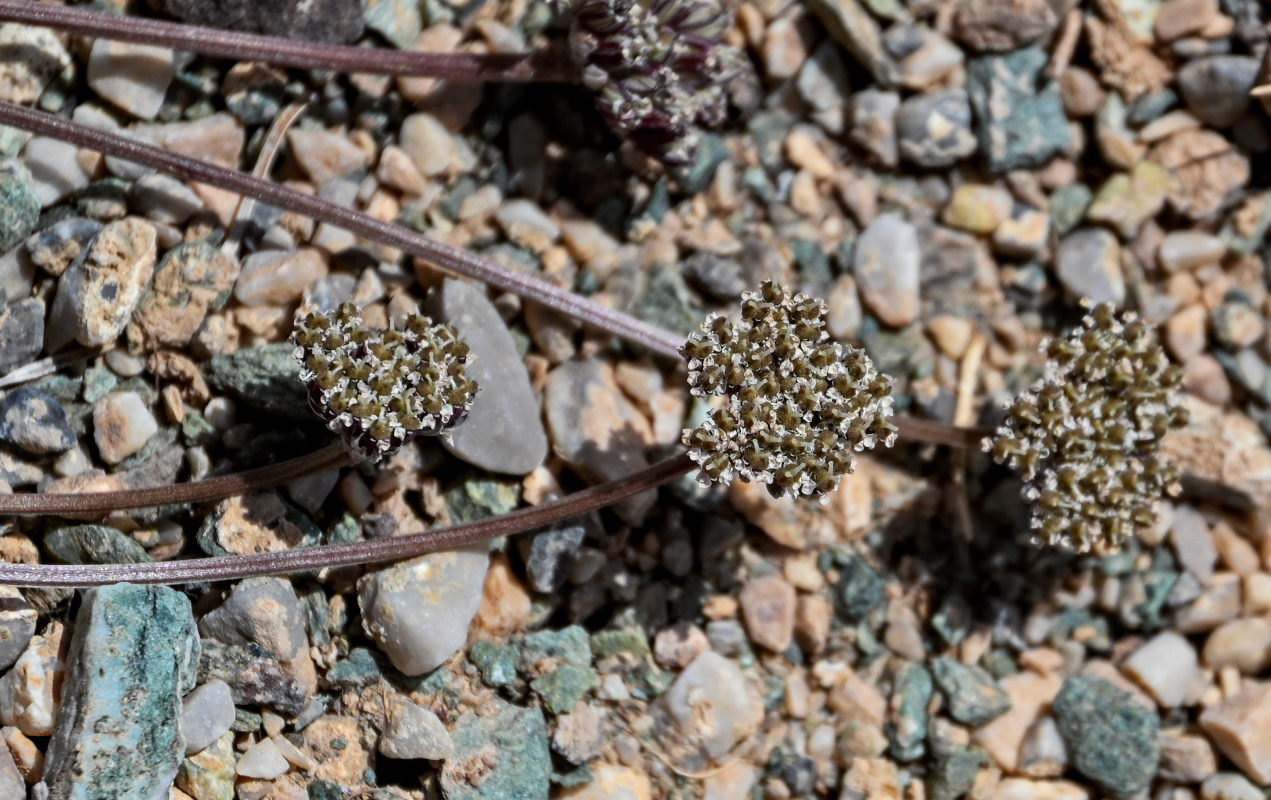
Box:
203, 343, 308, 419
0, 298, 43, 374
428, 278, 547, 475
358, 544, 489, 676
198, 577, 309, 667
44, 524, 152, 565
44, 583, 199, 800
895, 89, 977, 168
378, 694, 454, 760
849, 89, 900, 166
525, 524, 586, 593
0, 387, 74, 454
888, 662, 933, 761
1052, 676, 1160, 797
441, 700, 550, 800
180, 679, 236, 755
0, 586, 36, 672
967, 47, 1071, 172
807, 0, 897, 85
1055, 228, 1124, 306
196, 639, 307, 717
158, 0, 364, 43
932, 656, 1012, 726
1178, 55, 1259, 128
25, 216, 102, 277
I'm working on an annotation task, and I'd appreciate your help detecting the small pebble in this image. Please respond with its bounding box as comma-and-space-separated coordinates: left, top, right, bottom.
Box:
1054, 228, 1124, 305
377, 694, 455, 760
738, 574, 796, 653
92, 390, 157, 464
235, 737, 289, 779
181, 680, 236, 756
0, 387, 74, 455
854, 212, 921, 327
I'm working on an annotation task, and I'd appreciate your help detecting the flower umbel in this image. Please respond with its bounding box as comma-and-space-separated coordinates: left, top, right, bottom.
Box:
292, 303, 476, 461
681, 281, 898, 501
984, 303, 1188, 553
556, 0, 747, 164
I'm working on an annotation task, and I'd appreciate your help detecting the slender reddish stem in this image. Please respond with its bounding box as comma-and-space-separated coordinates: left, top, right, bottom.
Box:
0, 0, 577, 82
0, 453, 695, 587
0, 102, 686, 360
0, 445, 352, 516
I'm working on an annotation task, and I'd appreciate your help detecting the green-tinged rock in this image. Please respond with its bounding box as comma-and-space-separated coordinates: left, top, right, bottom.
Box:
0, 160, 39, 252
204, 343, 309, 419
1085, 162, 1175, 238
632, 261, 699, 336
931, 594, 971, 648
887, 662, 932, 762
446, 474, 521, 523
1050, 184, 1093, 237
932, 657, 1011, 727
521, 626, 593, 670
672, 133, 729, 194
176, 732, 234, 800
308, 779, 344, 800
44, 524, 153, 565
967, 47, 1071, 172
1052, 676, 1160, 797
532, 664, 598, 716
180, 411, 218, 447
441, 700, 551, 800
470, 640, 518, 688
589, 626, 651, 659
326, 647, 383, 688
928, 748, 986, 800
129, 240, 239, 350
43, 583, 200, 800
832, 553, 885, 622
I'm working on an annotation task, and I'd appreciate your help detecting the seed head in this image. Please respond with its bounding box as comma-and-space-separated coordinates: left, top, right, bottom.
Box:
681, 280, 898, 501
555, 0, 747, 164
291, 303, 476, 461
984, 303, 1189, 553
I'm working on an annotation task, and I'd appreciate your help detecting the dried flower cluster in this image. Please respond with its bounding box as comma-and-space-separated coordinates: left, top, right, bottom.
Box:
292, 304, 476, 461
555, 0, 746, 164
985, 303, 1188, 553
681, 281, 898, 501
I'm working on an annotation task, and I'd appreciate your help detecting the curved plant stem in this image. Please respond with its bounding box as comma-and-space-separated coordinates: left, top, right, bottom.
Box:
0, 453, 695, 587
0, 445, 352, 516
0, 0, 576, 82
0, 102, 687, 361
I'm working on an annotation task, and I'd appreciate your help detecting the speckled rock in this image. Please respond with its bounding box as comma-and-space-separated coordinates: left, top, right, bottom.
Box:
180, 679, 235, 756
441, 700, 550, 800
378, 694, 454, 760
45, 524, 152, 565
0, 622, 65, 736
158, 0, 365, 42
932, 657, 1012, 727
854, 213, 921, 327
358, 544, 489, 676
1054, 228, 1124, 306
0, 161, 40, 254
895, 89, 977, 168
0, 387, 74, 454
967, 47, 1071, 172
92, 390, 157, 465
428, 278, 547, 474
0, 23, 72, 104
0, 586, 35, 673
1052, 676, 1160, 796
47, 217, 157, 350
86, 40, 174, 120
0, 298, 43, 374
198, 577, 315, 697
952, 0, 1056, 51
25, 216, 102, 277
196, 639, 307, 717
43, 584, 199, 800
129, 241, 238, 349
203, 344, 308, 419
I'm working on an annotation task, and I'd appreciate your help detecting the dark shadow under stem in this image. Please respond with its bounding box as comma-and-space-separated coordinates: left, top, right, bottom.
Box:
0, 453, 695, 587
0, 0, 577, 82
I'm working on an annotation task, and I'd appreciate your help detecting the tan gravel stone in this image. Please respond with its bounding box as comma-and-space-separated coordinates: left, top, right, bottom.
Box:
739, 575, 796, 653
1200, 682, 1271, 784
972, 670, 1064, 772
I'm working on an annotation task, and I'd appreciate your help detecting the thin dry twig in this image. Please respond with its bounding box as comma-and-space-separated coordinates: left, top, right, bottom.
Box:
0, 0, 576, 82
222, 101, 307, 259
0, 345, 111, 390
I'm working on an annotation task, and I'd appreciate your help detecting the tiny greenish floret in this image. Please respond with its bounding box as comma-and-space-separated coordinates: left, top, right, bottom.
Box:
984, 302, 1189, 554
292, 303, 477, 462
554, 0, 747, 164
680, 280, 898, 502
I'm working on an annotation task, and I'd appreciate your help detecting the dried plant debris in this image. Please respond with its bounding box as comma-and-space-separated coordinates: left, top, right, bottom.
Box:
556, 0, 748, 164
681, 281, 897, 501
292, 303, 476, 461
985, 303, 1188, 553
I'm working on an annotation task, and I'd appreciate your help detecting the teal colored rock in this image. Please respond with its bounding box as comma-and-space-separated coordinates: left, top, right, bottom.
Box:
43, 583, 200, 800
441, 700, 551, 800
932, 656, 1012, 727
0, 160, 39, 253
470, 640, 517, 688
521, 626, 592, 671
632, 262, 700, 336
531, 664, 599, 716
446, 474, 521, 523
364, 0, 422, 48
204, 344, 309, 419
589, 626, 651, 659
832, 553, 885, 622
44, 524, 153, 565
521, 626, 597, 714
887, 662, 932, 762
326, 648, 383, 689
967, 47, 1071, 172
672, 133, 729, 195
1052, 676, 1160, 797
928, 748, 986, 800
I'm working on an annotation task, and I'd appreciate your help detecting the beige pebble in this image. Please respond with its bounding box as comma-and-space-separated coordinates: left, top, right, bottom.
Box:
1200, 682, 1271, 783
